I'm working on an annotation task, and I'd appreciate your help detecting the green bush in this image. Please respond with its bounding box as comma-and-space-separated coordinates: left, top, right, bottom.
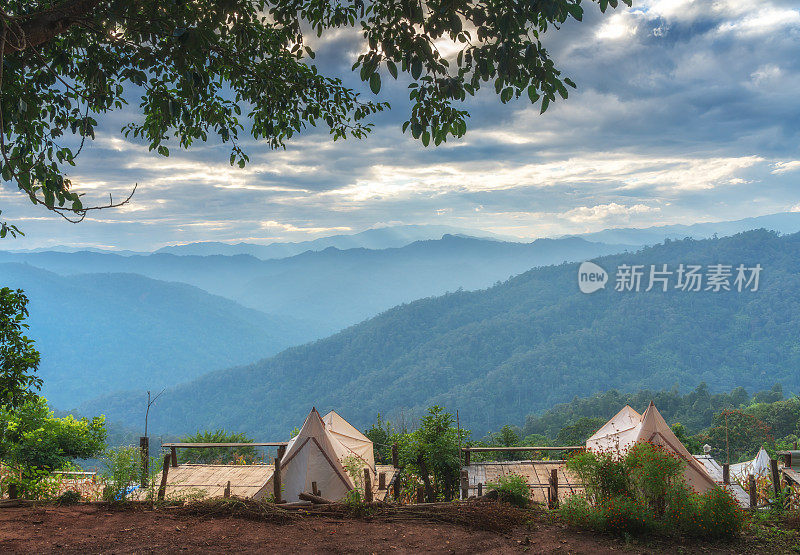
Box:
102, 446, 142, 503
486, 473, 530, 507
626, 442, 685, 515
3, 466, 61, 500
662, 482, 699, 534
566, 451, 632, 503
601, 494, 654, 536
695, 487, 745, 539
56, 489, 82, 505
178, 430, 258, 464
562, 443, 746, 539
559, 494, 603, 530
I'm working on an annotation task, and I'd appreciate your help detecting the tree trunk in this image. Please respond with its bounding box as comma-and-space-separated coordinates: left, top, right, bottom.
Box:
416, 453, 435, 502
3, 0, 104, 54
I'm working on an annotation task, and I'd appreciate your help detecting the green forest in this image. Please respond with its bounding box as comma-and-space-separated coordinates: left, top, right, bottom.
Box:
467, 382, 795, 464
83, 229, 800, 441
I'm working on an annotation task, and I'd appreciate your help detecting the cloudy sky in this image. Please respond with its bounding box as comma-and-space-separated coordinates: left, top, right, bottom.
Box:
2, 0, 800, 250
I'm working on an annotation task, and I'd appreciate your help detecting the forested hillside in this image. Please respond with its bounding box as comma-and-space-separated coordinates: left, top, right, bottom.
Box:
0, 235, 630, 335
81, 229, 800, 439
1, 264, 312, 408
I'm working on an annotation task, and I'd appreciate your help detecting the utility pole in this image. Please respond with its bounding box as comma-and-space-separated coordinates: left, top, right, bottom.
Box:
141, 389, 165, 488
725, 412, 730, 465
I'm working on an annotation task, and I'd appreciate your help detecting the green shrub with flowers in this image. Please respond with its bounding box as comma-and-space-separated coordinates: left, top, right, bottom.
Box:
561, 442, 745, 539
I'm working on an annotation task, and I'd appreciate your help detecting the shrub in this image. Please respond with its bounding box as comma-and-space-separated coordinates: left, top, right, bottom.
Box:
102, 446, 142, 503
56, 489, 82, 505
566, 451, 632, 503
559, 494, 602, 530
562, 442, 746, 540
178, 430, 258, 464
486, 474, 530, 507
695, 487, 745, 539
625, 442, 684, 515
601, 494, 654, 536
662, 482, 699, 534
3, 466, 61, 500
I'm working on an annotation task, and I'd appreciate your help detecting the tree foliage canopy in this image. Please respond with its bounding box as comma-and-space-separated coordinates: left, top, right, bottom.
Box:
0, 0, 629, 224
0, 287, 41, 409
178, 429, 258, 464
0, 396, 106, 470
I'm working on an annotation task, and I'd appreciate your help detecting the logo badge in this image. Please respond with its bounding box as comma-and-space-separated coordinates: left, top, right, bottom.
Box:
578, 261, 608, 294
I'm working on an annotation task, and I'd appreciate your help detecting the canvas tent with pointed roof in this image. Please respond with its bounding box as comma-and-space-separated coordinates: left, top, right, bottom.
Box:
730, 447, 772, 481
587, 402, 717, 494
322, 410, 375, 472
263, 408, 355, 503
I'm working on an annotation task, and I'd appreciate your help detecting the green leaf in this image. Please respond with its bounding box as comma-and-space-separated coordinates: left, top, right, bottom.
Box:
387, 60, 398, 79
411, 59, 423, 80
369, 73, 381, 94
527, 86, 540, 103
421, 130, 430, 146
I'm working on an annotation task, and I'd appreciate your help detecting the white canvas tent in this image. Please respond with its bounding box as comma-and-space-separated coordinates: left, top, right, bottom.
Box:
730, 447, 772, 481
322, 410, 376, 472
587, 402, 717, 494
264, 408, 355, 502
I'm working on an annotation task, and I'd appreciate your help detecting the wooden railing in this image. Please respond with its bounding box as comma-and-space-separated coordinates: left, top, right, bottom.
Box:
461, 445, 583, 466
161, 442, 289, 468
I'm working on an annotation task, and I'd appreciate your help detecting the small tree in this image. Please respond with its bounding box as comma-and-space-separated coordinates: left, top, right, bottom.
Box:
364, 413, 396, 464
398, 406, 467, 501
0, 288, 41, 409
555, 417, 606, 446
0, 396, 106, 498
178, 430, 258, 464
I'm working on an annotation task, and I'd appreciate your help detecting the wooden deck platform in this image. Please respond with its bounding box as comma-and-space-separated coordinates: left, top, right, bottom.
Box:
160, 463, 400, 502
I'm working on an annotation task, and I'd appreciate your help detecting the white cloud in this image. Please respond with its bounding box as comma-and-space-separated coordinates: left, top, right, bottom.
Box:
772, 161, 800, 175
563, 203, 660, 223
596, 13, 639, 40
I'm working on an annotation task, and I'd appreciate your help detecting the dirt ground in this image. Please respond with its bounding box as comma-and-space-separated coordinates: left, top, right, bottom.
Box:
0, 503, 621, 554
0, 503, 794, 554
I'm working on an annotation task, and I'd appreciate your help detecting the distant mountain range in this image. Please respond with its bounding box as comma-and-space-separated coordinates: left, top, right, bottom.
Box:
572, 211, 800, 246
0, 235, 633, 337
1, 264, 313, 408
154, 224, 519, 258
79, 230, 800, 440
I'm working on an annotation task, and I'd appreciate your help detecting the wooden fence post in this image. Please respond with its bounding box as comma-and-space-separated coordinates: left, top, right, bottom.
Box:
277, 445, 286, 461
393, 472, 401, 501
364, 469, 373, 503
416, 485, 424, 504
274, 458, 283, 503
170, 447, 178, 468
139, 436, 149, 488
477, 483, 483, 497
312, 481, 320, 497
722, 463, 730, 485
8, 483, 17, 500
224, 481, 231, 498
391, 443, 399, 468
748, 474, 757, 509
378, 472, 386, 490
157, 454, 170, 501
771, 458, 781, 499
460, 469, 469, 499
548, 468, 559, 509
464, 448, 471, 467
